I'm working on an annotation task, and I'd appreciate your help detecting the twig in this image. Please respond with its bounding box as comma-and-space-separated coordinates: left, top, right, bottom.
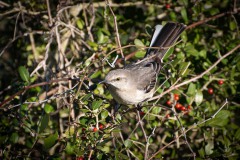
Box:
46, 0, 53, 26
172, 109, 196, 159
145, 127, 156, 160
0, 77, 81, 108
186, 8, 240, 29
148, 99, 228, 159
137, 110, 148, 141
106, 0, 124, 59
149, 43, 240, 101
0, 30, 46, 57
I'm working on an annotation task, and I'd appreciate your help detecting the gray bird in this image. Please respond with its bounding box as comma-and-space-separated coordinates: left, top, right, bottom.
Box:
102, 22, 186, 108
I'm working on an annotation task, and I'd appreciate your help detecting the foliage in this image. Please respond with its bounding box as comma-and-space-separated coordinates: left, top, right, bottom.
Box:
0, 0, 240, 159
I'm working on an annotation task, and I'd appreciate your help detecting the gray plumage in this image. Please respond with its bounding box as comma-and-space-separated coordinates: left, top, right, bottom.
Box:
103, 22, 186, 105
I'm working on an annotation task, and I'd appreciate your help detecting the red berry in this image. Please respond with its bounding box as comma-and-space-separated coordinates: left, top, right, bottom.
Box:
175, 103, 181, 110
166, 100, 172, 106
99, 124, 104, 130
218, 80, 224, 85
180, 106, 187, 111
93, 127, 98, 132
187, 105, 191, 110
165, 114, 170, 118
76, 156, 84, 160
166, 4, 170, 9
140, 111, 145, 116
208, 88, 213, 94
82, 128, 86, 132
174, 94, 179, 101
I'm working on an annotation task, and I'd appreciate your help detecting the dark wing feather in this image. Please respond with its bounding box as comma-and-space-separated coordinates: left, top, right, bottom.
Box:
146, 22, 186, 59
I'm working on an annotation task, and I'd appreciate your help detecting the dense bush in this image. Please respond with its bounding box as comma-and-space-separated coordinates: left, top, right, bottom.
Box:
0, 0, 240, 159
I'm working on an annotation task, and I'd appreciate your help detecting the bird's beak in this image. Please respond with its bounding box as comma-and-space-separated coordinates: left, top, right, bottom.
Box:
99, 80, 108, 85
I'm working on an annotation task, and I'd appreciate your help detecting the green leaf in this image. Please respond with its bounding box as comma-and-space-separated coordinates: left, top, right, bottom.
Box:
79, 118, 88, 125
92, 100, 103, 110
10, 132, 19, 143
187, 83, 196, 96
44, 132, 58, 149
145, 24, 152, 36
76, 19, 84, 29
152, 106, 161, 114
44, 104, 54, 114
229, 21, 236, 31
18, 66, 30, 83
101, 110, 108, 119
124, 139, 132, 148
185, 43, 198, 57
199, 50, 206, 58
65, 142, 75, 155
179, 62, 190, 76
195, 90, 203, 106
81, 93, 92, 102
163, 47, 174, 61
206, 110, 231, 127
209, 8, 219, 15
181, 8, 188, 23
90, 70, 102, 79
97, 30, 104, 43
135, 50, 145, 58
235, 128, 240, 140
205, 140, 214, 155
134, 39, 145, 47
39, 114, 49, 133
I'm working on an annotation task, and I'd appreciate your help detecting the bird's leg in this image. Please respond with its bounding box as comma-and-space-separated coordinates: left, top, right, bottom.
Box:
122, 57, 126, 67
136, 103, 143, 111
114, 103, 121, 115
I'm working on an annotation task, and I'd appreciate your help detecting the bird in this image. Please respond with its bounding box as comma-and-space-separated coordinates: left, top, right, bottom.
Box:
102, 22, 186, 109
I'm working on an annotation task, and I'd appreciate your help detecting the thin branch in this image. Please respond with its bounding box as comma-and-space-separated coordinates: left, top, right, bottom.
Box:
149, 43, 240, 101
106, 0, 124, 59
46, 0, 53, 26
0, 30, 46, 57
173, 109, 196, 159
0, 77, 81, 108
186, 7, 240, 29
136, 110, 148, 141
148, 99, 228, 160
145, 127, 156, 160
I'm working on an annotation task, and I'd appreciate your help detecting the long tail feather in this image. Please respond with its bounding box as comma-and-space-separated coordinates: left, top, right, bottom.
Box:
146, 22, 186, 59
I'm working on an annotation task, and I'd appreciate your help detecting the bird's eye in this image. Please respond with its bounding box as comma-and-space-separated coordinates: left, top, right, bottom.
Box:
116, 77, 121, 81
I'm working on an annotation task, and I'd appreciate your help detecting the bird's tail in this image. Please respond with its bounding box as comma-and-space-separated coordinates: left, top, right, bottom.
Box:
145, 22, 186, 60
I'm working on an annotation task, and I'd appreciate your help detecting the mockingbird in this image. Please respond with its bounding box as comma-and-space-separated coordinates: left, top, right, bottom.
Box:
102, 22, 186, 107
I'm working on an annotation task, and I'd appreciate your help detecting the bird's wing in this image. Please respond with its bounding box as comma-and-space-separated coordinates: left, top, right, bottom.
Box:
128, 60, 160, 93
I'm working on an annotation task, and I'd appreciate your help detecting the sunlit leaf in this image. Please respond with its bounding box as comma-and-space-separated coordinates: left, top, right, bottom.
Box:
187, 83, 196, 96
124, 139, 132, 148
135, 50, 145, 58
205, 140, 214, 155
195, 90, 203, 106
92, 100, 103, 110
206, 110, 231, 127
44, 104, 54, 114
44, 132, 58, 149
101, 110, 108, 119
134, 39, 145, 47
181, 8, 188, 23
97, 30, 104, 43
18, 66, 30, 83
179, 62, 190, 76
